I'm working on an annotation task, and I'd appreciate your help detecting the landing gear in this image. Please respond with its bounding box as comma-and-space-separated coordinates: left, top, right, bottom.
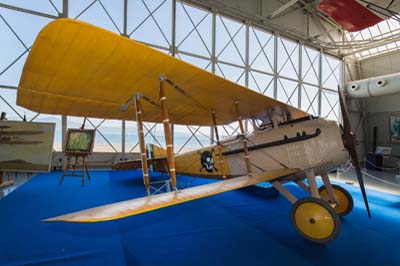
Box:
319, 184, 354, 216
290, 197, 341, 244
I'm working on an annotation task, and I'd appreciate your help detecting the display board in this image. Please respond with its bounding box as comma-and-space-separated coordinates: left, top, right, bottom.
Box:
65, 129, 95, 154
0, 121, 55, 172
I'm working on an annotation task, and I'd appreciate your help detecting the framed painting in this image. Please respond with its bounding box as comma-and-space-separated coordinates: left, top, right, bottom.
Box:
389, 114, 400, 143
0, 121, 55, 172
64, 129, 96, 154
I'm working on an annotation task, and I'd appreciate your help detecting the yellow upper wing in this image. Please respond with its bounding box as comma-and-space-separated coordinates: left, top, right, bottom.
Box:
44, 168, 298, 222
17, 19, 308, 126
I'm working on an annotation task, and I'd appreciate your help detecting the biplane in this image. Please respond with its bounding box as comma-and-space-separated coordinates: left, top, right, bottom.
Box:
17, 19, 370, 244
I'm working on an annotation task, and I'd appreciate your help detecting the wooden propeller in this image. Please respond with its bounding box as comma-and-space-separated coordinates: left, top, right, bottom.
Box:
338, 86, 371, 218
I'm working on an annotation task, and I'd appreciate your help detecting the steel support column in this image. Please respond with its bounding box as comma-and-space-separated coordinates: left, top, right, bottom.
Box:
121, 0, 128, 158
171, 0, 177, 56
159, 76, 178, 190
273, 32, 278, 99
62, 0, 68, 18
61, 115, 67, 152
210, 9, 217, 145
61, 0, 68, 161
298, 42, 303, 109
245, 22, 250, 136
340, 58, 345, 123
122, 120, 126, 159
318, 49, 323, 116
123, 0, 128, 37
211, 10, 217, 74
245, 22, 250, 88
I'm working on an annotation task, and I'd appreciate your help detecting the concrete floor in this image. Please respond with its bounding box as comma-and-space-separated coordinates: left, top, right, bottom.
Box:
332, 167, 400, 195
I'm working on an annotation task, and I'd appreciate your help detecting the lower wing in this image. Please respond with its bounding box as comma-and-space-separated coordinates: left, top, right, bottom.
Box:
44, 168, 298, 222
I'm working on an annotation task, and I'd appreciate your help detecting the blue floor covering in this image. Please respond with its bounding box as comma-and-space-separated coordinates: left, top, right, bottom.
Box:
1, 170, 400, 266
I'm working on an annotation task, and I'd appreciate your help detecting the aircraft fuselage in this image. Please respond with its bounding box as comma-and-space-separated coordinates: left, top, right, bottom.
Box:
174, 118, 347, 179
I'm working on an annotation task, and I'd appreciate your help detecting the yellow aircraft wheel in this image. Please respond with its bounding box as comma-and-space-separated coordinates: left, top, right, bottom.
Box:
291, 197, 341, 244
319, 184, 354, 216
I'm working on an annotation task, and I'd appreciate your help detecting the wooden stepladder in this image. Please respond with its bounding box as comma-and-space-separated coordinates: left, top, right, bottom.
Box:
59, 154, 91, 187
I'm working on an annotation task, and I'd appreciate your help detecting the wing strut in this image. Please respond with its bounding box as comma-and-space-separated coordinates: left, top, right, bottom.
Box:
234, 100, 253, 176
134, 94, 151, 195
159, 75, 178, 191
211, 112, 226, 179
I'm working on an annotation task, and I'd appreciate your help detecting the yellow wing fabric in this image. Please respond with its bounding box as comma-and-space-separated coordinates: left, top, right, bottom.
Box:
44, 168, 298, 222
18, 19, 308, 126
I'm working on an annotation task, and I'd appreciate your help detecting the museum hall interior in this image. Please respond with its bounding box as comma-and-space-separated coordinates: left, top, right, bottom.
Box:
1, 0, 400, 265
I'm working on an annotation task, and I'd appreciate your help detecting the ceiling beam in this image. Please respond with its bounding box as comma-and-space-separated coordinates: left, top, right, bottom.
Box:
182, 0, 342, 58
0, 3, 59, 19
267, 0, 299, 19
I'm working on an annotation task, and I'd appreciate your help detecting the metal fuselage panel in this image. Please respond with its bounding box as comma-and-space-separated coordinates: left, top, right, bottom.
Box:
225, 118, 346, 176
174, 118, 346, 178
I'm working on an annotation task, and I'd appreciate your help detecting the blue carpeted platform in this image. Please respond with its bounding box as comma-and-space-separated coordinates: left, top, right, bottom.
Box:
1, 170, 400, 266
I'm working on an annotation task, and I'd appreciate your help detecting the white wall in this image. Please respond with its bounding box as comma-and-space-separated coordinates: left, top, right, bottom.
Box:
356, 50, 400, 155
360, 50, 400, 78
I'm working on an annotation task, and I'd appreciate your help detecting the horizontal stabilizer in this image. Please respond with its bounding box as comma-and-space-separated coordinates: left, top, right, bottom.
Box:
44, 168, 298, 222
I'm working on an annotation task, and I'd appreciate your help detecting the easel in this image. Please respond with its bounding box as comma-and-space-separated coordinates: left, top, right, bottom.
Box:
60, 154, 91, 187
59, 118, 92, 187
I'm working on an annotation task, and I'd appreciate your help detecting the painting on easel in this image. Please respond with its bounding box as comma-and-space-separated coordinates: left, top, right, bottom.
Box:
65, 129, 95, 154
61, 128, 95, 187
0, 121, 55, 172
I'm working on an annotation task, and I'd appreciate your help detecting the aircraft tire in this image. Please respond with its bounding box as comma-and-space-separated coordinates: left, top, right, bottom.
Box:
290, 197, 341, 244
318, 184, 354, 216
